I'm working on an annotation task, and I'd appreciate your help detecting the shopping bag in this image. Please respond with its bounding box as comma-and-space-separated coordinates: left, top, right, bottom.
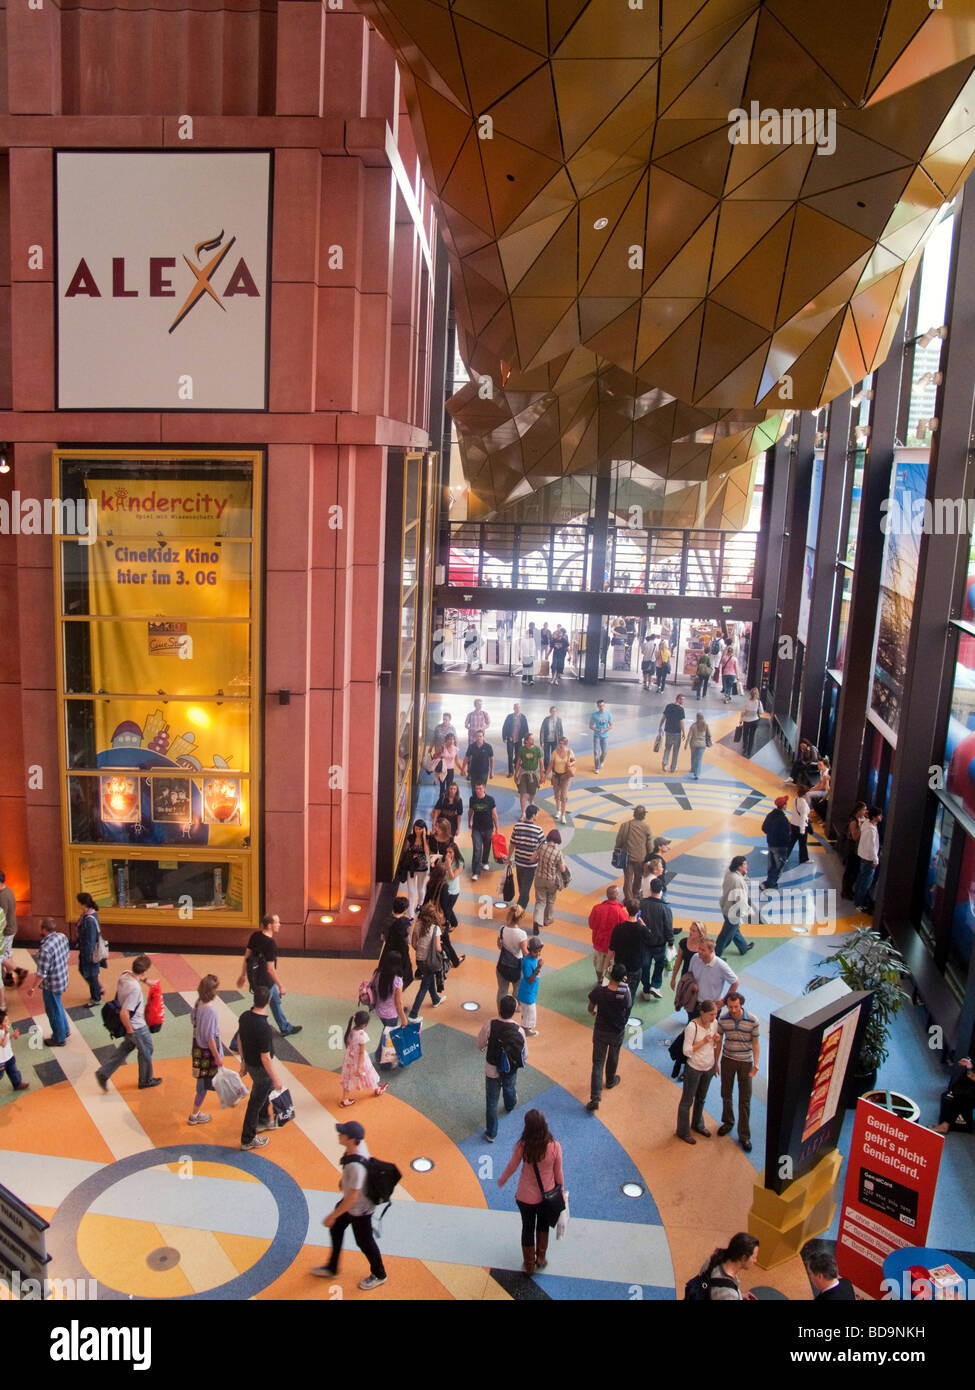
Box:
611, 847, 627, 870
389, 1020, 423, 1067
653, 735, 662, 753
539, 658, 550, 677
379, 1028, 398, 1067
733, 724, 743, 743
556, 1190, 570, 1241
492, 832, 508, 863
270, 1086, 295, 1127
213, 1067, 249, 1108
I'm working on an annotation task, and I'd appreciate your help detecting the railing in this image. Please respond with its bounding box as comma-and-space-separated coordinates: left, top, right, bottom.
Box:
445, 522, 758, 599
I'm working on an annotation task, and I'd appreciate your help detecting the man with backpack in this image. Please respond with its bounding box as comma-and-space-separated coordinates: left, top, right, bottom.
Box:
94, 954, 161, 1090
585, 962, 632, 1111
233, 912, 301, 1045
312, 1121, 390, 1290
477, 995, 527, 1142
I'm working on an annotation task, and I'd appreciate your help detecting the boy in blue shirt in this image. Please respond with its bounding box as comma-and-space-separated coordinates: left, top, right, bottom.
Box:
518, 939, 544, 1036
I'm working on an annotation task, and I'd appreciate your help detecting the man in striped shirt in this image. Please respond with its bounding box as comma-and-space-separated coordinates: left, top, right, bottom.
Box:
715, 991, 760, 1153
510, 804, 545, 910
27, 917, 71, 1047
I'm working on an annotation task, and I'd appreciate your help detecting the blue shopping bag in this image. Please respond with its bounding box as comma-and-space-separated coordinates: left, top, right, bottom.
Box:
389, 1020, 422, 1067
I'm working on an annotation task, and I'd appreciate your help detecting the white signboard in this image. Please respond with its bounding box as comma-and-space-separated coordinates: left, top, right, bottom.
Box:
57, 152, 271, 410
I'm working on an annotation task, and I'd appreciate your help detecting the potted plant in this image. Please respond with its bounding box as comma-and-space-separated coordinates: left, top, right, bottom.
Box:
824, 928, 911, 1098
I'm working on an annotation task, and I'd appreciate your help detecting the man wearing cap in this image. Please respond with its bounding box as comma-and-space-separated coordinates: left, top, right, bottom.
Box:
312, 1121, 388, 1290
760, 796, 792, 891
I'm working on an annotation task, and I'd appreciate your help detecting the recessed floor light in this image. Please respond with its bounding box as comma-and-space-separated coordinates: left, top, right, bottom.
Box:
621, 1182, 644, 1199
461, 1001, 479, 1012
411, 1157, 434, 1173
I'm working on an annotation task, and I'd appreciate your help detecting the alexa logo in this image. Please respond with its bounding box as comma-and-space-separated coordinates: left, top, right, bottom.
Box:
62, 229, 261, 333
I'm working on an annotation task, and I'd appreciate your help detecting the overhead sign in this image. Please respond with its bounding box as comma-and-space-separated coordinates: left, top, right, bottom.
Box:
56, 152, 271, 410
837, 1098, 944, 1300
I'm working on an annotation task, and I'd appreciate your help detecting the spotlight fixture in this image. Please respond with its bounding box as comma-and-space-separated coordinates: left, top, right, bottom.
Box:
917, 371, 943, 387
918, 324, 948, 348
348, 903, 362, 914
593, 217, 609, 230
0, 444, 9, 475
319, 914, 333, 924
850, 388, 875, 408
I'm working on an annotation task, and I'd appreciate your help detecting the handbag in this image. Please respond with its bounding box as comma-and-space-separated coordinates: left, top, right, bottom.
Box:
497, 931, 523, 984
502, 862, 515, 903
419, 927, 443, 976
733, 724, 743, 743
390, 1019, 422, 1066
421, 750, 436, 774
532, 1161, 566, 1225
653, 734, 662, 753
611, 846, 627, 870
559, 862, 572, 888
93, 934, 109, 965
270, 1086, 295, 1127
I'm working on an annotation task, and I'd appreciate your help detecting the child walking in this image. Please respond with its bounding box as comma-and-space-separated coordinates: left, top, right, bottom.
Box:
0, 1008, 29, 1091
518, 940, 544, 1037
340, 1009, 388, 1107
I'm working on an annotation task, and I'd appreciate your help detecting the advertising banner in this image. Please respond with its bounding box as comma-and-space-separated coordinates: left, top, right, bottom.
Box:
57, 152, 270, 409
837, 1098, 945, 1299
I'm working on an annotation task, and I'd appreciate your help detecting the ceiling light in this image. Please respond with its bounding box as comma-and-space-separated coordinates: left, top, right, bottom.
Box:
348, 903, 362, 914
593, 217, 609, 230
319, 914, 333, 924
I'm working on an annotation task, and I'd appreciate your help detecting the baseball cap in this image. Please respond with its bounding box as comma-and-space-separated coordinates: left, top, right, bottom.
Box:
774, 796, 789, 807
336, 1121, 365, 1141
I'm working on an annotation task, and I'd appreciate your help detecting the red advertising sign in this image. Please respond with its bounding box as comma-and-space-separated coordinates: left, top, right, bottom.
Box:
837, 1098, 945, 1299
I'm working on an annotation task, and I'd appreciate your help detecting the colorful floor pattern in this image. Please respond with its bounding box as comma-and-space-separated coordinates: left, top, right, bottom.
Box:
3, 680, 973, 1301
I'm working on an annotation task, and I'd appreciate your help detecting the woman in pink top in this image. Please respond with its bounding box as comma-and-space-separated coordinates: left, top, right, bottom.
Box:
498, 1108, 564, 1277
719, 643, 739, 703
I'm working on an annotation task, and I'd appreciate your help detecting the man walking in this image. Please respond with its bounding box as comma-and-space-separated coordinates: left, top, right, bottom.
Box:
694, 646, 712, 700
715, 991, 760, 1153
430, 711, 457, 754
638, 876, 674, 999
585, 963, 632, 1112
237, 984, 284, 1150
514, 731, 544, 812
468, 782, 499, 881
607, 898, 652, 1022
539, 706, 564, 774
589, 699, 613, 772
658, 693, 686, 774
26, 918, 71, 1047
502, 702, 529, 776
95, 954, 161, 1090
510, 804, 545, 909
614, 804, 655, 903
464, 698, 491, 754
477, 994, 526, 1141
0, 871, 17, 1009
760, 796, 792, 891
854, 806, 882, 911
466, 727, 494, 789
588, 885, 627, 984
235, 913, 302, 1041
313, 1121, 388, 1290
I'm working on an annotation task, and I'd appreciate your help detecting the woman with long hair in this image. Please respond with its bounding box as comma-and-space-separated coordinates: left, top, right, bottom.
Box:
498, 1108, 565, 1277
437, 733, 466, 796
409, 903, 445, 1018
738, 688, 765, 757
75, 891, 104, 1006
841, 802, 867, 899
188, 973, 224, 1125
670, 920, 705, 991
397, 819, 430, 915
436, 779, 465, 839
716, 856, 753, 958
427, 815, 454, 862
373, 951, 408, 1069
697, 1232, 760, 1300
423, 852, 466, 969
684, 711, 712, 780
548, 735, 575, 823
339, 1008, 387, 1106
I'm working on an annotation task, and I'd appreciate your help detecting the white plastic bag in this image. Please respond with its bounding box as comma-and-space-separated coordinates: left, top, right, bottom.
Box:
213, 1066, 248, 1108
556, 1190, 570, 1240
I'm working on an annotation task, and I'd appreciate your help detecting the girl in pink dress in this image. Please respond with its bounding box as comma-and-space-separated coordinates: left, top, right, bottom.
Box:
339, 1009, 387, 1106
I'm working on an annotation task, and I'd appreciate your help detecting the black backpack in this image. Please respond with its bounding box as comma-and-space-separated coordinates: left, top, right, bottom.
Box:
245, 948, 266, 992
684, 1269, 738, 1301
488, 1019, 526, 1073
342, 1154, 402, 1221
668, 1031, 685, 1079
101, 997, 126, 1039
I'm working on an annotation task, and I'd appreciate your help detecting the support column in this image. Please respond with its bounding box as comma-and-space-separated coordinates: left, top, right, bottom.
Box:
750, 435, 791, 695
878, 191, 975, 928
800, 392, 851, 747
827, 311, 907, 837
772, 413, 815, 728
583, 471, 612, 684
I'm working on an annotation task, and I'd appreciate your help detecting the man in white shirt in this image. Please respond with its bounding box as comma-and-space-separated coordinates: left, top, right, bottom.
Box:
786, 791, 811, 865
689, 937, 738, 1016
313, 1121, 387, 1290
676, 998, 720, 1143
853, 806, 882, 911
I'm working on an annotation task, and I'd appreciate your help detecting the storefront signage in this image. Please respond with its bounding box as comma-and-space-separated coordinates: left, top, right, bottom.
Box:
56, 153, 270, 409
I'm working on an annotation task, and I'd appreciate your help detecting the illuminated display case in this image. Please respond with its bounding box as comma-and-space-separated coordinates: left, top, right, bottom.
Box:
54, 450, 262, 926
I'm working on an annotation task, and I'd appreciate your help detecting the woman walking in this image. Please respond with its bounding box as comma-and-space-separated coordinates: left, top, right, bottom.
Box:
339, 1009, 388, 1106
719, 643, 739, 702
424, 852, 466, 969
436, 780, 465, 839
498, 1108, 565, 1276
684, 712, 712, 780
738, 688, 765, 757
694, 647, 712, 700
841, 802, 867, 899
532, 829, 568, 933
397, 820, 430, 915
188, 973, 224, 1125
497, 904, 530, 1006
437, 734, 466, 797
548, 736, 576, 824
409, 904, 445, 1017
373, 951, 408, 1070
716, 856, 753, 957
655, 638, 671, 693
75, 892, 105, 1005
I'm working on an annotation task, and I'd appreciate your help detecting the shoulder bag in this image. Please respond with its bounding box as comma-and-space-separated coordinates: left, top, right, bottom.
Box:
532, 1159, 566, 1225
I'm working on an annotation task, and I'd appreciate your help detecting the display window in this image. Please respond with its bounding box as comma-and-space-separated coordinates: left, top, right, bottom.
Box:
54, 451, 261, 925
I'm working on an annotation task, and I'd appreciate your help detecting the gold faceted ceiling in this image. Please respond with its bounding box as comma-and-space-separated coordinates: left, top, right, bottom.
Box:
360, 0, 975, 515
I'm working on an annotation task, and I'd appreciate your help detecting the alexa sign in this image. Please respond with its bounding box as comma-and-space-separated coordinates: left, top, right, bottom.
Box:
56, 152, 271, 410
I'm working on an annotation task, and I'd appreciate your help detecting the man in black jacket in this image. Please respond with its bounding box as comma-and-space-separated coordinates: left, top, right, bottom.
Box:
607, 899, 652, 1022
381, 896, 414, 987
760, 797, 792, 891
502, 703, 530, 776
638, 877, 674, 999
807, 1250, 856, 1300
